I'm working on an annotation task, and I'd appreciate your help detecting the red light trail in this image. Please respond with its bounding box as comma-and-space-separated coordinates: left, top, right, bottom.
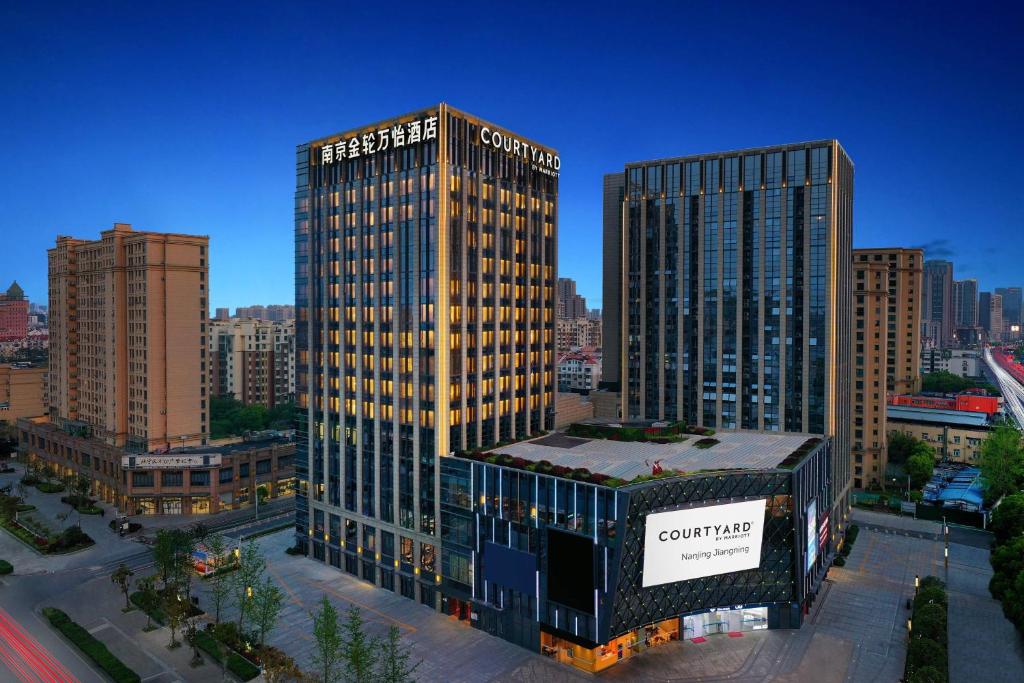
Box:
0, 607, 79, 683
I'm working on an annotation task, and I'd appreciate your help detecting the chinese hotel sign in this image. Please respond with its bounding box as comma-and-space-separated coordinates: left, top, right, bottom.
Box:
121, 453, 223, 469
317, 113, 559, 177
320, 115, 438, 164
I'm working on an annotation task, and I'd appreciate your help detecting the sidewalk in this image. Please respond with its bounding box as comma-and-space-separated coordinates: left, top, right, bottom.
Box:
0, 463, 146, 575
59, 570, 232, 683
946, 543, 1024, 683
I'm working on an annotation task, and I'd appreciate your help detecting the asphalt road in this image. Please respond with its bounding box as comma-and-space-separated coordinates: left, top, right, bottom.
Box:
0, 463, 296, 683
984, 347, 1024, 427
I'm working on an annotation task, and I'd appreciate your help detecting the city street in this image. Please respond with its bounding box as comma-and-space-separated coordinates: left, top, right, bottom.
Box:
0, 461, 293, 683
5, 459, 1024, 682
984, 347, 1024, 427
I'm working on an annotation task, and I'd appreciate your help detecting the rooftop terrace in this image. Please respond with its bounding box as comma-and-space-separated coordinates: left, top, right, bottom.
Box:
487, 430, 819, 482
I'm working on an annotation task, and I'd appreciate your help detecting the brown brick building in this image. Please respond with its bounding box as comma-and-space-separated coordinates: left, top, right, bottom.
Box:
48, 223, 209, 450
19, 416, 294, 515
0, 363, 46, 421
852, 248, 923, 489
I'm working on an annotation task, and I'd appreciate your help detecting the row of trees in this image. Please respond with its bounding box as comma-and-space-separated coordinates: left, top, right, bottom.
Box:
123, 526, 423, 681
920, 371, 1000, 396
905, 576, 948, 683
210, 397, 295, 439
989, 493, 1024, 634
978, 425, 1024, 503
310, 595, 419, 683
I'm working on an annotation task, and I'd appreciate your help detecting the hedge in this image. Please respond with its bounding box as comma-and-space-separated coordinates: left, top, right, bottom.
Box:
0, 559, 12, 574
42, 608, 141, 683
193, 629, 260, 681
35, 482, 65, 494
905, 576, 948, 682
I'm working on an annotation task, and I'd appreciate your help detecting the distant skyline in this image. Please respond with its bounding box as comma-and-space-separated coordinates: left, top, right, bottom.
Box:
1, 2, 1021, 312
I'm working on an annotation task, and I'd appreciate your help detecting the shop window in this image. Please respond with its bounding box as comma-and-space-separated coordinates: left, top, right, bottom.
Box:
162, 471, 183, 487
132, 472, 154, 487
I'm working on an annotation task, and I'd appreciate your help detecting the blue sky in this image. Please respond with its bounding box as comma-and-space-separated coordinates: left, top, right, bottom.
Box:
1, 1, 1021, 312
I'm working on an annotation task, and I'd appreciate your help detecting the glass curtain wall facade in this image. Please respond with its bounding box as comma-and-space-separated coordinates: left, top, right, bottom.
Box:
295, 104, 557, 608
612, 141, 853, 521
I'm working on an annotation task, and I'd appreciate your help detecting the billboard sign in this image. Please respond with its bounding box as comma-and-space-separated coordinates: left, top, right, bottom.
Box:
642, 499, 766, 588
121, 454, 222, 469
806, 500, 818, 571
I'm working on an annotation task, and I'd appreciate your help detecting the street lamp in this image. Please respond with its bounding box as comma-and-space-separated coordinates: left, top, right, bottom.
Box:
246, 585, 253, 599
914, 574, 920, 593
907, 618, 912, 632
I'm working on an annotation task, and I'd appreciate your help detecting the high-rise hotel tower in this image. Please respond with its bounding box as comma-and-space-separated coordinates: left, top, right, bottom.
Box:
604, 142, 854, 519
295, 105, 558, 606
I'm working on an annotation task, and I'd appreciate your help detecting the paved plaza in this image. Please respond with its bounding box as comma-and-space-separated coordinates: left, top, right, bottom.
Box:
5, 457, 1023, 683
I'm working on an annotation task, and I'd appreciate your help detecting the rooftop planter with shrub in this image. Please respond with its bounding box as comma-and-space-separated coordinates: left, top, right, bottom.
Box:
566, 421, 690, 443
777, 438, 823, 470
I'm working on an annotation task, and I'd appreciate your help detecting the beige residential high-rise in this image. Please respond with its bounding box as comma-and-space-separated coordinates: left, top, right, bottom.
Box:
209, 318, 295, 408
852, 254, 888, 490
851, 247, 923, 489
48, 223, 209, 451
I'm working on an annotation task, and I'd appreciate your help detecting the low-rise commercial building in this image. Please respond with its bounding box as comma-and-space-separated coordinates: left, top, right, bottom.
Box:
886, 406, 991, 463
18, 416, 295, 515
432, 431, 836, 673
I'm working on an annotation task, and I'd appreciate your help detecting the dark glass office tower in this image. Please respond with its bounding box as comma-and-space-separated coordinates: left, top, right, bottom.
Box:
295, 104, 558, 607
604, 141, 853, 519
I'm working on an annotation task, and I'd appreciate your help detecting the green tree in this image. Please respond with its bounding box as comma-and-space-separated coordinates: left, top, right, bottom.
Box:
165, 594, 189, 649
233, 541, 266, 631
906, 449, 936, 489
205, 534, 234, 624
990, 493, 1024, 544
267, 401, 297, 429
153, 528, 196, 596
237, 404, 269, 432
921, 370, 1000, 396
136, 576, 161, 630
914, 585, 947, 612
887, 431, 919, 465
906, 637, 947, 677
979, 426, 1024, 501
111, 563, 134, 611
908, 665, 947, 683
341, 605, 378, 683
311, 595, 343, 683
376, 624, 420, 683
251, 577, 285, 646
1001, 566, 1024, 629
990, 536, 1024, 600
913, 603, 947, 643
